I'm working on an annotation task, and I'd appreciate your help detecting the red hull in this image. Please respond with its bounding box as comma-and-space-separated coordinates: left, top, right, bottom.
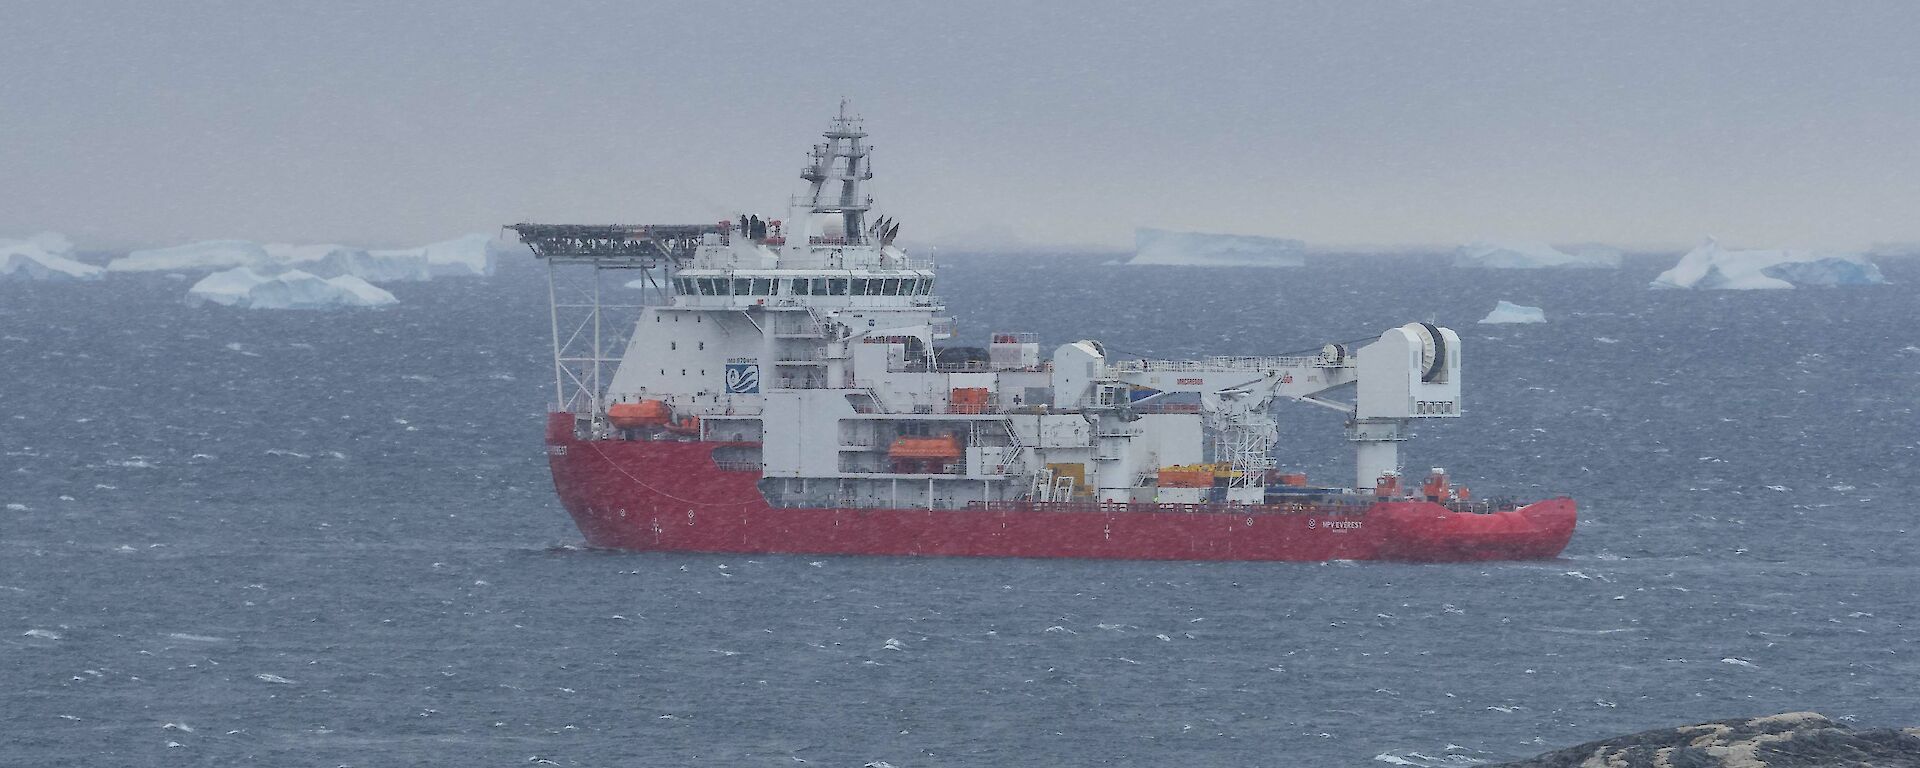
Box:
544, 415, 1575, 562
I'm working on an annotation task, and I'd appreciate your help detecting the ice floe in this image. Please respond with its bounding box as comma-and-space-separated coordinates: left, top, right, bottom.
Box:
1, 233, 105, 281
266, 243, 432, 282
1479, 300, 1546, 324
187, 267, 397, 310
1127, 227, 1305, 267
109, 240, 271, 273
372, 233, 509, 277
1453, 240, 1620, 269
1652, 239, 1889, 290
109, 233, 510, 280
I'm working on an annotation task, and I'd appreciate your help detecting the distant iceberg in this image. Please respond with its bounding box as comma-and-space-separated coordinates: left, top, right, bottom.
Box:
110, 240, 272, 273
1, 232, 104, 281
268, 243, 432, 282
110, 234, 509, 279
1453, 241, 1620, 269
373, 233, 509, 278
1128, 227, 1305, 267
1651, 239, 1888, 290
187, 267, 397, 310
1479, 300, 1547, 324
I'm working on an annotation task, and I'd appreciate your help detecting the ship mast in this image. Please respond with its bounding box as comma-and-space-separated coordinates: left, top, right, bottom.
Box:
799, 99, 874, 244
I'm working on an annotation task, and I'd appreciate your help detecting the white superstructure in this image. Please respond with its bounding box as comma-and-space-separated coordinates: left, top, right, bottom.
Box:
521, 107, 1465, 511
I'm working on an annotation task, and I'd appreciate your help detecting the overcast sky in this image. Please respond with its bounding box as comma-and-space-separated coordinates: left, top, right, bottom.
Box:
4, 1, 1917, 251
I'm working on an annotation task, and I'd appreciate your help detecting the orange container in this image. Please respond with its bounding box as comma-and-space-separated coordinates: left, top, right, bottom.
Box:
949, 387, 990, 414
1157, 469, 1214, 488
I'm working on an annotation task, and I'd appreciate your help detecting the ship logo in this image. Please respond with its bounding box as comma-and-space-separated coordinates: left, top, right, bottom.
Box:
725, 363, 761, 394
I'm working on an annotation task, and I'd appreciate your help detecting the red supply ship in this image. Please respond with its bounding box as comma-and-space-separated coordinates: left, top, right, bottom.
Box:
512, 106, 1575, 561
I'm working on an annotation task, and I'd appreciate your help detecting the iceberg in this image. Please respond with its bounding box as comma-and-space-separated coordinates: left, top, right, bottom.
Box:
1128, 227, 1305, 267
109, 240, 272, 273
1478, 300, 1547, 324
1651, 239, 1889, 290
372, 233, 511, 278
267, 243, 432, 282
1, 232, 105, 281
1452, 241, 1620, 269
186, 267, 397, 310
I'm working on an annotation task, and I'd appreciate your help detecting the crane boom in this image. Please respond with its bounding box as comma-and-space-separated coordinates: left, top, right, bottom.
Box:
1056, 323, 1462, 498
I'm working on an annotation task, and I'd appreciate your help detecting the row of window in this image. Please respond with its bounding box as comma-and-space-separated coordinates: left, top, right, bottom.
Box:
674, 276, 934, 297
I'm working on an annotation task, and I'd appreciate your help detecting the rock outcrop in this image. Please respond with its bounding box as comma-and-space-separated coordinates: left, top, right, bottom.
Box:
1494, 712, 1920, 767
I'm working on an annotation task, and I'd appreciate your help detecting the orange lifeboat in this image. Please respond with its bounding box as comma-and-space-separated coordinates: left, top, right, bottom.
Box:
608, 400, 672, 429
889, 434, 962, 473
888, 434, 963, 460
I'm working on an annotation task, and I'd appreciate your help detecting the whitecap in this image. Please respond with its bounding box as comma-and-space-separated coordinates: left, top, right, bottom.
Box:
165, 633, 228, 643
254, 673, 295, 684
1721, 657, 1757, 667
23, 629, 61, 640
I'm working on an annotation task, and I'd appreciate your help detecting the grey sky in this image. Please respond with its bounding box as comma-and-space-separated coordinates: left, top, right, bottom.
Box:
4, 1, 1916, 251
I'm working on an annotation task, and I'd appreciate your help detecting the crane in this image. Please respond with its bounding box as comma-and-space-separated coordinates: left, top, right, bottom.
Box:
1055, 323, 1463, 503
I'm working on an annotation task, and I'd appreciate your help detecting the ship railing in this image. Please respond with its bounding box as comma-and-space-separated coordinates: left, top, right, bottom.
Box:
1108, 355, 1330, 373
966, 500, 1378, 516
790, 194, 874, 212
1441, 498, 1521, 515
774, 320, 827, 337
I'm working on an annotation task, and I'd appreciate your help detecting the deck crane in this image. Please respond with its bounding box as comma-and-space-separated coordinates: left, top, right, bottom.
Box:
1055, 323, 1463, 503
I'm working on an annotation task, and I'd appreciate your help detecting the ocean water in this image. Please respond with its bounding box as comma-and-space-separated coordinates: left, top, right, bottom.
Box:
3, 254, 1917, 766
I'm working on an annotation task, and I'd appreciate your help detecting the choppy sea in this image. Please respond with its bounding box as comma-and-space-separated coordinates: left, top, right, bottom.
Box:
3, 253, 1917, 766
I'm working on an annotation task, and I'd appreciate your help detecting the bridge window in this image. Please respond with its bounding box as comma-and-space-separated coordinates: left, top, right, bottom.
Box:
733, 278, 751, 295
790, 278, 810, 295
812, 277, 829, 294
849, 278, 867, 295
828, 278, 848, 295
752, 278, 773, 295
